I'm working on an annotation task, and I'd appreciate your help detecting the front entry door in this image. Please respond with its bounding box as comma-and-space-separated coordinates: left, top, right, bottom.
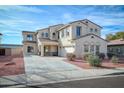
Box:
0, 49, 5, 56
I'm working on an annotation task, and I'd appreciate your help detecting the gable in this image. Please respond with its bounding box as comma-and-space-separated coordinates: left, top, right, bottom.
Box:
75, 34, 108, 43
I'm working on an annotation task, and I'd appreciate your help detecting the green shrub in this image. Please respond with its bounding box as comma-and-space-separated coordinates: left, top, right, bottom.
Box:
66, 53, 76, 61
83, 53, 93, 61
111, 56, 119, 64
88, 55, 101, 67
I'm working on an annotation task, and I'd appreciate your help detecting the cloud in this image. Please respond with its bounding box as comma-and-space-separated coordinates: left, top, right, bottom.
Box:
0, 5, 46, 13
61, 13, 74, 23
0, 30, 21, 38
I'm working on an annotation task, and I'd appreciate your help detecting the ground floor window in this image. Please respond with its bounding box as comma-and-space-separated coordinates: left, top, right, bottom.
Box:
96, 45, 100, 54
27, 46, 34, 53
84, 44, 100, 54
90, 45, 94, 53
84, 45, 89, 52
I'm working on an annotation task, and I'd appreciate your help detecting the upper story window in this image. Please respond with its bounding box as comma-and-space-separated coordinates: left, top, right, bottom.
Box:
41, 32, 48, 38
76, 26, 81, 37
27, 34, 33, 41
90, 28, 93, 32
45, 32, 48, 37
95, 29, 98, 32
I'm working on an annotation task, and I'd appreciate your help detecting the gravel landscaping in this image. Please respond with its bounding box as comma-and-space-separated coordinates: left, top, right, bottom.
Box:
0, 54, 25, 76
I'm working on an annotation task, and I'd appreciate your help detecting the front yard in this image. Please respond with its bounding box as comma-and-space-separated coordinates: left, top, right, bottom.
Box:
0, 54, 25, 76
66, 59, 124, 69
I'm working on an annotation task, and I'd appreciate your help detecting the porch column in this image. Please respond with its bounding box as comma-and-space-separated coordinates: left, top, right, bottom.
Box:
41, 45, 44, 56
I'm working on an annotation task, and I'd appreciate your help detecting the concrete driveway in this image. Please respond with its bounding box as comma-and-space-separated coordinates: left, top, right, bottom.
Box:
24, 55, 124, 86
24, 55, 85, 85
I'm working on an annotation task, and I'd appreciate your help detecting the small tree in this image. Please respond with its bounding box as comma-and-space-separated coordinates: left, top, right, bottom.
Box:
88, 55, 101, 67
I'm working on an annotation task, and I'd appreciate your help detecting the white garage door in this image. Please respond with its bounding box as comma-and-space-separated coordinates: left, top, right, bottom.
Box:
61, 46, 74, 57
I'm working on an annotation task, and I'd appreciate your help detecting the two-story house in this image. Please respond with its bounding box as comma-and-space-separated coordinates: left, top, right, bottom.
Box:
22, 19, 108, 58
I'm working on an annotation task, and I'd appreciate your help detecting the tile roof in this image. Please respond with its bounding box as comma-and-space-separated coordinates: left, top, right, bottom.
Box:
108, 39, 124, 45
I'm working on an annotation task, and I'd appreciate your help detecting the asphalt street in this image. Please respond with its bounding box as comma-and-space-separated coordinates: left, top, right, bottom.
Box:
29, 75, 124, 88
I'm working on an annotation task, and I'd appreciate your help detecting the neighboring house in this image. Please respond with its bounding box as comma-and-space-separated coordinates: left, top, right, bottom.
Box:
108, 39, 124, 57
22, 19, 108, 58
0, 44, 23, 56
0, 33, 23, 56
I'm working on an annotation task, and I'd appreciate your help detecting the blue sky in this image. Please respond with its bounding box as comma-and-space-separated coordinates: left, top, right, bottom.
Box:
0, 5, 124, 44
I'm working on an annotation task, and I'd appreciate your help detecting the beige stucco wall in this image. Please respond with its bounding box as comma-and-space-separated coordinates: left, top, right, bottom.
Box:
75, 35, 107, 58
49, 24, 64, 40
11, 47, 22, 56
82, 20, 101, 36
59, 26, 73, 46
58, 26, 75, 57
